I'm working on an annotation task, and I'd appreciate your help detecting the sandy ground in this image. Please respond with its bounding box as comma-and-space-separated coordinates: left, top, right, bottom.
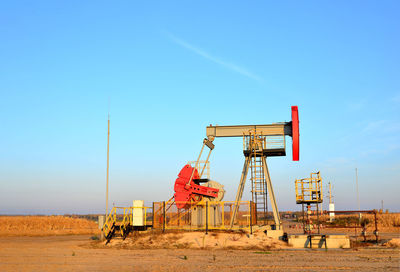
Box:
99, 230, 289, 250
0, 235, 399, 272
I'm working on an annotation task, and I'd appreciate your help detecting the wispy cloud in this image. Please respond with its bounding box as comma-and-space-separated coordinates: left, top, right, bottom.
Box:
165, 32, 262, 82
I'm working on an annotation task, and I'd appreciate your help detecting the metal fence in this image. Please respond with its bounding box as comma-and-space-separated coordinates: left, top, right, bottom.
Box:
153, 201, 256, 233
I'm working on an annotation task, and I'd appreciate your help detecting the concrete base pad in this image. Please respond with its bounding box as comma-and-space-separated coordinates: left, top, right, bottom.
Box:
252, 225, 284, 240
264, 230, 284, 240
288, 234, 350, 249
252, 224, 282, 231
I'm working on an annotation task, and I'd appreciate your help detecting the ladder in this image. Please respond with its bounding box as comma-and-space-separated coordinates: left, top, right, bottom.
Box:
249, 132, 268, 225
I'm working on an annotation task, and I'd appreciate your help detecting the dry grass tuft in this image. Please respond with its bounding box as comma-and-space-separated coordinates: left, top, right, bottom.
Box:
318, 213, 400, 231
0, 216, 98, 236
374, 213, 400, 228
384, 238, 400, 248
359, 213, 400, 230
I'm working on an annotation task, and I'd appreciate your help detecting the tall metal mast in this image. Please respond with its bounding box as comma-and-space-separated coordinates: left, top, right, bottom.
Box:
355, 168, 360, 210
106, 114, 110, 218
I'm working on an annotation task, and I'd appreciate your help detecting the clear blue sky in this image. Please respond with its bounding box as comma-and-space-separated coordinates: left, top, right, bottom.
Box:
1, 1, 399, 214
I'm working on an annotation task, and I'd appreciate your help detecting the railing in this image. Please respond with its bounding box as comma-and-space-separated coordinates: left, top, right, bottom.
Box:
153, 200, 256, 233
102, 205, 152, 238
103, 201, 256, 238
265, 136, 285, 150
243, 134, 285, 151
322, 210, 379, 242
102, 207, 117, 237
295, 172, 323, 203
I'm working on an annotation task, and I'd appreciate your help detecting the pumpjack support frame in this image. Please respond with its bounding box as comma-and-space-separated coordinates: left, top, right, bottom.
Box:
206, 106, 299, 229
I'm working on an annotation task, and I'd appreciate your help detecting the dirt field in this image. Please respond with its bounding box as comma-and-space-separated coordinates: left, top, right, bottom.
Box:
0, 235, 399, 272
0, 216, 398, 271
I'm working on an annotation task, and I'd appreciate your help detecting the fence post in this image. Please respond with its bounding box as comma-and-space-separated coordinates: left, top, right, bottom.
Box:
317, 202, 320, 234
163, 201, 166, 233
374, 211, 379, 243
152, 202, 155, 229
221, 202, 225, 229
250, 201, 253, 235
144, 207, 147, 227
205, 201, 208, 235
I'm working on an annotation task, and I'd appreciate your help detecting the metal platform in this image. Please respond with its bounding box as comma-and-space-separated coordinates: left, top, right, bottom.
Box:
243, 148, 286, 157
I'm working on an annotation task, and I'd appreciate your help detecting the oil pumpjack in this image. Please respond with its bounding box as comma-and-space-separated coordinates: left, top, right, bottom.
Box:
172, 106, 300, 230
102, 106, 300, 241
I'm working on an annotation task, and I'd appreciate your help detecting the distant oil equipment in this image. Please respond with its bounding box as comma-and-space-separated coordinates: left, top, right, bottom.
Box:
295, 172, 323, 234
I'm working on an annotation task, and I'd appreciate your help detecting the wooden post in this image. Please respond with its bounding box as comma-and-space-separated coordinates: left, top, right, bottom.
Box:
152, 202, 155, 229
317, 202, 320, 234
302, 204, 305, 234
205, 202, 209, 234
163, 201, 166, 233
374, 211, 379, 243
250, 201, 253, 235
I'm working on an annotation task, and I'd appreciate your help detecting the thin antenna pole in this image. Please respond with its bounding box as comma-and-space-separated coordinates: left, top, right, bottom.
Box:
355, 167, 361, 222
355, 168, 360, 211
106, 114, 110, 218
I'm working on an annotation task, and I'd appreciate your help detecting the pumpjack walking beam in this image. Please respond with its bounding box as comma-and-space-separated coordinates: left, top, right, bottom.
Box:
207, 106, 299, 229
206, 106, 299, 161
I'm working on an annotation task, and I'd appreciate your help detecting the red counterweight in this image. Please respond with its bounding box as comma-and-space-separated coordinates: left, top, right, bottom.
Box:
174, 164, 219, 209
291, 106, 300, 161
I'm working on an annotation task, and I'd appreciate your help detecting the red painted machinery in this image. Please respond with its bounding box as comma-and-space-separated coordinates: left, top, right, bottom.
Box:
173, 164, 219, 209
291, 106, 300, 161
